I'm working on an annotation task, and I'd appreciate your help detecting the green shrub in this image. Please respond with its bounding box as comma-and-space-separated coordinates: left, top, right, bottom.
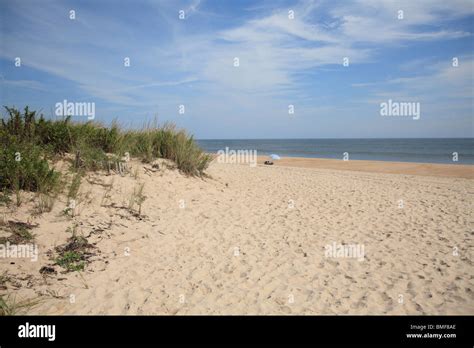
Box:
0, 141, 59, 193
55, 251, 85, 272
35, 116, 73, 154
0, 106, 37, 141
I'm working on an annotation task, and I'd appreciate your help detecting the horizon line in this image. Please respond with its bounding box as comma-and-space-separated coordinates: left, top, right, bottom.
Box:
197, 137, 474, 141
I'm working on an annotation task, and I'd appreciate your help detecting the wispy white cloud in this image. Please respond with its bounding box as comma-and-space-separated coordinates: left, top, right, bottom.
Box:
358, 56, 474, 101
330, 0, 472, 43
0, 78, 48, 91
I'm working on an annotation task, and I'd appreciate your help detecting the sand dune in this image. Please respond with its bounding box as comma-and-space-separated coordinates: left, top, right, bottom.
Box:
1, 158, 473, 314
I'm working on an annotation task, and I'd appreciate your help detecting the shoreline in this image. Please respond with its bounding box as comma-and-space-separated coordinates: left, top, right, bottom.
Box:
253, 156, 474, 179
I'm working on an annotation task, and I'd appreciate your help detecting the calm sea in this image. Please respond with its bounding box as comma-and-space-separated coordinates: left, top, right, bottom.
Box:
196, 138, 474, 165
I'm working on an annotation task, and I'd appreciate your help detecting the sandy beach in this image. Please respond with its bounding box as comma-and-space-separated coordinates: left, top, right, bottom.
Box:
1, 157, 473, 315
257, 156, 474, 179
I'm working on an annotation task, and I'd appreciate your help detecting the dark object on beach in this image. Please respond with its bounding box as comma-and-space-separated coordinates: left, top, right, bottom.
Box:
39, 266, 56, 275
264, 161, 274, 165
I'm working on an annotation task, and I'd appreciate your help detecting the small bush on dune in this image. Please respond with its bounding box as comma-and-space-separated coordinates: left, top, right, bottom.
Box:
0, 106, 37, 141
0, 141, 59, 193
1, 106, 73, 154
35, 116, 73, 154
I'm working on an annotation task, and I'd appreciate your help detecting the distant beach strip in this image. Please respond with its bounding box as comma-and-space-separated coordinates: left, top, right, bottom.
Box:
198, 138, 474, 165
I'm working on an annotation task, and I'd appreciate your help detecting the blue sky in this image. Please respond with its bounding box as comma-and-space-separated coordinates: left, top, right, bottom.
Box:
0, 0, 473, 138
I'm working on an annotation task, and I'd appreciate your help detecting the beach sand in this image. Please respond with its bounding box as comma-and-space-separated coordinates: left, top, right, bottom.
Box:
1, 157, 473, 314
258, 156, 474, 179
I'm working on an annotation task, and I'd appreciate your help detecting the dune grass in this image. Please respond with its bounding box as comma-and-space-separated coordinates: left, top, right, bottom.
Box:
0, 293, 41, 315
0, 106, 211, 201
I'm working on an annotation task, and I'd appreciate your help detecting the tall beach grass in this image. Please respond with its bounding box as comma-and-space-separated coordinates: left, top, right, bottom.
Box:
0, 106, 211, 199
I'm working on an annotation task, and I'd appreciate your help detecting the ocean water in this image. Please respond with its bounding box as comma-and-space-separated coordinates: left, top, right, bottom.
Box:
196, 138, 474, 165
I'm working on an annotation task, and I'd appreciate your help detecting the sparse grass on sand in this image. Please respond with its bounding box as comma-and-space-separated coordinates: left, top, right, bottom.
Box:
0, 221, 36, 244
0, 293, 41, 316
